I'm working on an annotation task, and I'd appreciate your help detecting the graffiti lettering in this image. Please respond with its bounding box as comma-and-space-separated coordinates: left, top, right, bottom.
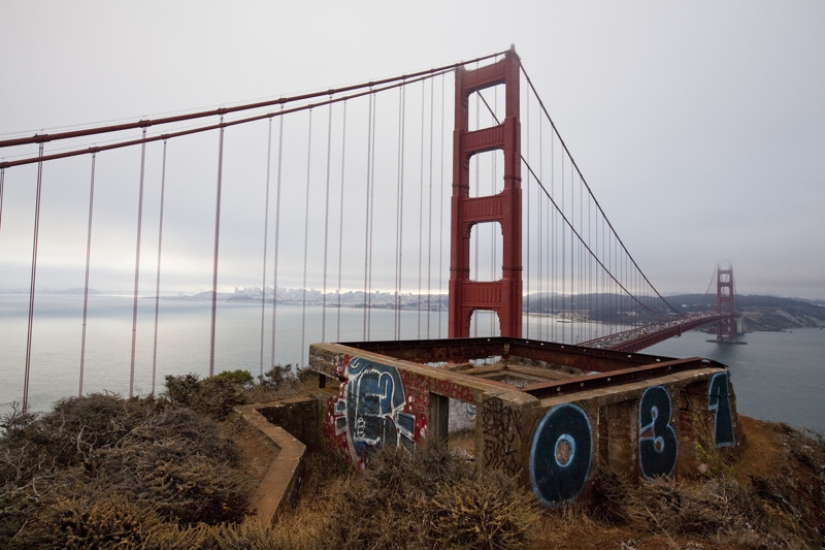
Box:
639, 385, 678, 478
529, 403, 592, 508
328, 357, 417, 465
481, 397, 522, 475
708, 371, 735, 448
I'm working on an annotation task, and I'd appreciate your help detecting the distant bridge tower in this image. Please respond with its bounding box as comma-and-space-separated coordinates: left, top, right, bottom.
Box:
448, 49, 522, 338
716, 266, 737, 342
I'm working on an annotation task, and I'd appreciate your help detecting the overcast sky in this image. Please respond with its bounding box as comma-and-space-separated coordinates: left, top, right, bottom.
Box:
1, 0, 823, 300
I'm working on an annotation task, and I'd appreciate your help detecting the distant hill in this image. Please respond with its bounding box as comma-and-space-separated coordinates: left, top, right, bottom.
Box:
666, 293, 825, 331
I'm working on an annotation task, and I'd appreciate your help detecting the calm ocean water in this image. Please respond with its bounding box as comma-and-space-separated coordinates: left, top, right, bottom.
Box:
2, 292, 823, 434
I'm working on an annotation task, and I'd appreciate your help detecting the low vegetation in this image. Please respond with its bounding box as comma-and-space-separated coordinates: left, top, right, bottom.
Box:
2, 365, 824, 549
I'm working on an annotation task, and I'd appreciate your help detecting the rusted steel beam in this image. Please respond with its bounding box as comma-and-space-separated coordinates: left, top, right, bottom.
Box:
339, 337, 680, 372
522, 357, 726, 399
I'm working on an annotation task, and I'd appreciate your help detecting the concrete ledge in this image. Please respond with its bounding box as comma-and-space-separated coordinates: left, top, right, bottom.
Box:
235, 403, 307, 524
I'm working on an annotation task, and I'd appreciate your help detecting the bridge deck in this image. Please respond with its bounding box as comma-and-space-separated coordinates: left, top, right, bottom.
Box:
579, 314, 731, 352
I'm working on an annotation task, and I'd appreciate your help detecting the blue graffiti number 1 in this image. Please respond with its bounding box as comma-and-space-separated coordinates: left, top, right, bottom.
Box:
708, 372, 735, 448
529, 403, 592, 507
639, 386, 678, 478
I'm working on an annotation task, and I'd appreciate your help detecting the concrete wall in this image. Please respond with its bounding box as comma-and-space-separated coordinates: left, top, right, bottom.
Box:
528, 369, 737, 507
234, 404, 308, 523
307, 342, 738, 508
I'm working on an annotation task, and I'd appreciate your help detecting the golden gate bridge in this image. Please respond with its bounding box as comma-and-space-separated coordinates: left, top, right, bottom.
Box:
0, 47, 737, 411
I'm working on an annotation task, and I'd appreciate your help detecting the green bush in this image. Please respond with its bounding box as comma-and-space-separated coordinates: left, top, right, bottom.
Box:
258, 364, 294, 388
215, 369, 255, 388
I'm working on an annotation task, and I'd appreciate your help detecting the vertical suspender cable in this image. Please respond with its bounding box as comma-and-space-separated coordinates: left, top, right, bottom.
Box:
394, 87, 405, 340
524, 88, 531, 338
23, 143, 45, 412
417, 80, 425, 338
551, 128, 556, 342
0, 167, 5, 234
259, 119, 274, 377
438, 74, 445, 338
270, 107, 285, 369
209, 117, 225, 378
336, 103, 347, 341
321, 102, 333, 342
473, 93, 479, 337
489, 87, 496, 335
560, 149, 566, 342
426, 77, 435, 338
362, 94, 373, 340
579, 172, 584, 341
300, 109, 313, 366
130, 128, 148, 395
367, 96, 377, 339
79, 152, 97, 397
570, 162, 574, 339
151, 141, 168, 394
536, 100, 547, 340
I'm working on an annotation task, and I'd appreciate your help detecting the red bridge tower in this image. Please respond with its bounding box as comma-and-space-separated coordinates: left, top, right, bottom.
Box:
448, 49, 522, 338
716, 266, 737, 342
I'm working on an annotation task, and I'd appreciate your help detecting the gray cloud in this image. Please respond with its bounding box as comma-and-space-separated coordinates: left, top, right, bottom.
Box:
1, 1, 823, 299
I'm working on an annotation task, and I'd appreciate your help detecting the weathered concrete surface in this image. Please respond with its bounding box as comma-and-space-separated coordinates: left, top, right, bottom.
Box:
235, 404, 307, 524
306, 339, 739, 509
257, 396, 322, 452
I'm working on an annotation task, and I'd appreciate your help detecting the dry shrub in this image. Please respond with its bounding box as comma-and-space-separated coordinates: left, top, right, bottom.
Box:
322, 440, 538, 549
116, 406, 239, 466
98, 439, 251, 525
0, 393, 254, 546
165, 373, 247, 420
429, 469, 541, 549
1, 393, 156, 476
243, 365, 308, 404
9, 493, 163, 550
588, 470, 634, 524
627, 476, 808, 548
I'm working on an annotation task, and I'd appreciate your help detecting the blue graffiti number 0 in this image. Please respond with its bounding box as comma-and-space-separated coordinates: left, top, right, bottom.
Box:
708, 372, 735, 448
529, 403, 592, 507
639, 386, 678, 478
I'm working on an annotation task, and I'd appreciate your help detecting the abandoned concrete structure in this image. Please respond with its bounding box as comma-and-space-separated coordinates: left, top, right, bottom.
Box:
245, 337, 738, 515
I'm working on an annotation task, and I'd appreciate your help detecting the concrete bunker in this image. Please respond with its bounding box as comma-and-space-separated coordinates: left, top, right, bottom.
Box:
308, 337, 739, 508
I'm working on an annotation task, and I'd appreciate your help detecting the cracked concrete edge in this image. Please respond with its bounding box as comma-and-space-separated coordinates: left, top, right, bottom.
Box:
235, 403, 307, 524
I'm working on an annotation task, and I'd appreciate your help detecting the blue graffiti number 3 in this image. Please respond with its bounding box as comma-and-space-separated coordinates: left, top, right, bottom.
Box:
708, 372, 735, 448
639, 386, 678, 478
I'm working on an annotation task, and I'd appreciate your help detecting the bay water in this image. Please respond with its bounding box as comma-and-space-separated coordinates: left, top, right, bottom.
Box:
2, 292, 823, 435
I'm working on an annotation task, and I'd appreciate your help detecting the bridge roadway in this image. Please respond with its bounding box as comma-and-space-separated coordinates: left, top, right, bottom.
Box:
580, 313, 731, 353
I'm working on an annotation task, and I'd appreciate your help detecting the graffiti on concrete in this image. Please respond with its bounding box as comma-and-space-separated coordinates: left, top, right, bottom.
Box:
481, 397, 523, 475
708, 371, 735, 448
327, 357, 418, 466
529, 403, 592, 508
639, 385, 678, 478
